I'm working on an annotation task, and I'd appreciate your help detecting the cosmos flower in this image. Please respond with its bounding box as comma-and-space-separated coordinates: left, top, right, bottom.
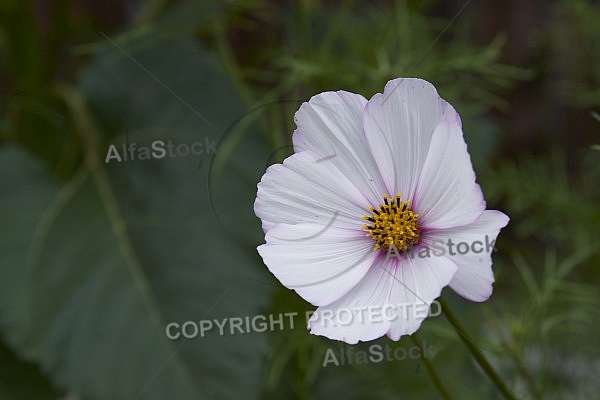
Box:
254, 78, 509, 344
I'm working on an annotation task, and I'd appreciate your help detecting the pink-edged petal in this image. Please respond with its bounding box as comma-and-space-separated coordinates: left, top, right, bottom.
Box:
292, 91, 387, 206
308, 259, 394, 344
413, 115, 485, 229
423, 210, 509, 302
385, 254, 457, 340
258, 223, 376, 306
363, 78, 457, 198
254, 151, 370, 232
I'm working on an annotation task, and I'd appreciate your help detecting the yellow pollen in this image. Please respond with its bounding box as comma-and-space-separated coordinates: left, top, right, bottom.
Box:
361, 193, 420, 252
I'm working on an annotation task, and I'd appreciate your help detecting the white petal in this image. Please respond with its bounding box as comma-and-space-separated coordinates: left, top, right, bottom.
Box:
254, 151, 369, 231
308, 259, 394, 344
423, 210, 509, 302
386, 254, 457, 340
292, 91, 387, 206
363, 78, 456, 198
413, 115, 485, 229
308, 254, 456, 344
258, 223, 376, 306
260, 219, 276, 233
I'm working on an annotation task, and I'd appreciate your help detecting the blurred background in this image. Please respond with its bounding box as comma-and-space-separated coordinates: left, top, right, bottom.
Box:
1, 0, 599, 399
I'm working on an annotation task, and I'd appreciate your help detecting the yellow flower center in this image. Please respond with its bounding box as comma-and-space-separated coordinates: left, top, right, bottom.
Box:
362, 193, 420, 252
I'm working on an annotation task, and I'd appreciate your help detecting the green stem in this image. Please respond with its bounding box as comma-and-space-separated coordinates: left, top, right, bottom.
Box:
482, 306, 541, 400
410, 334, 454, 400
439, 298, 517, 400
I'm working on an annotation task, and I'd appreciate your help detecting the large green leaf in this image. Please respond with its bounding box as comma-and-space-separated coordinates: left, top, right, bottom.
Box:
0, 31, 273, 400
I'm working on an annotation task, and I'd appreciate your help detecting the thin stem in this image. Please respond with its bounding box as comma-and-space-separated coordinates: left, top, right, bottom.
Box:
410, 334, 454, 400
482, 306, 542, 400
439, 298, 517, 400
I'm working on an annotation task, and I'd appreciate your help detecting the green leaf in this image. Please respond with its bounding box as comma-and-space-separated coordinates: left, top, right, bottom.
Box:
0, 31, 274, 400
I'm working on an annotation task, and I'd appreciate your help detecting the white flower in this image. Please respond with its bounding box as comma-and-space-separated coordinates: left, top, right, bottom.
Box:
254, 78, 509, 344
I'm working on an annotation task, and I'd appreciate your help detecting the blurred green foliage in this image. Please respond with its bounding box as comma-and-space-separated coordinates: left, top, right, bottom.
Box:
552, 0, 600, 107
0, 0, 599, 399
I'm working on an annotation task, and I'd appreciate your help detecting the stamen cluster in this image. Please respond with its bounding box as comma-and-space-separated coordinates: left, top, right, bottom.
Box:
362, 194, 420, 251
